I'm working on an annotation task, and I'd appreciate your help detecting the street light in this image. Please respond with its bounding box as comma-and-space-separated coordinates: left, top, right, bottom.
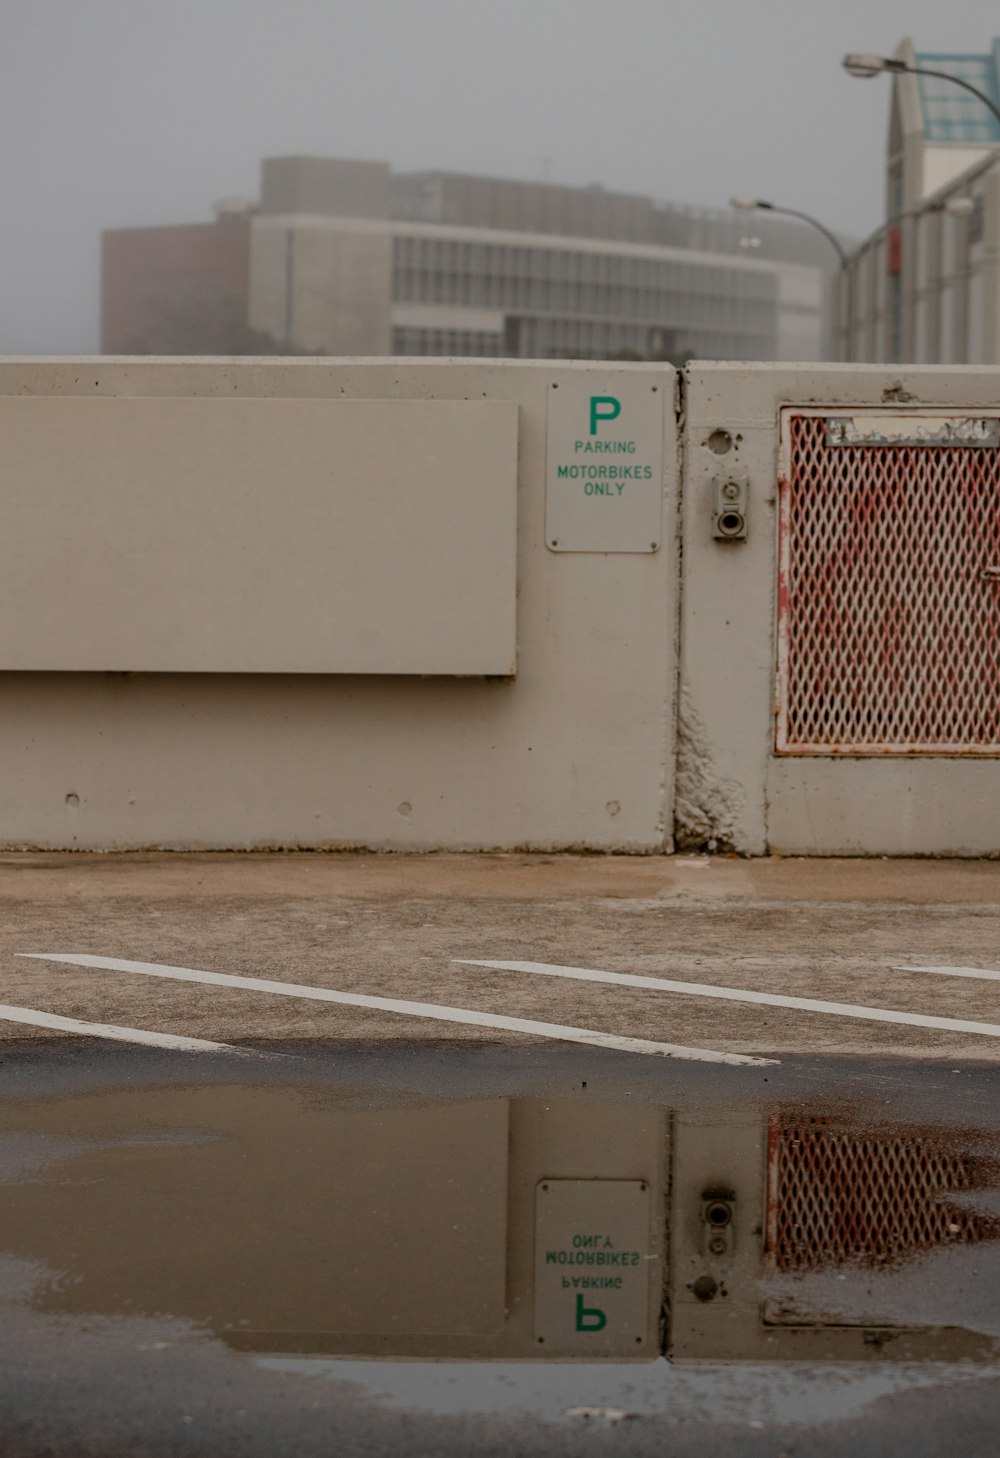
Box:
842, 53, 1000, 129
730, 195, 852, 359
730, 196, 848, 268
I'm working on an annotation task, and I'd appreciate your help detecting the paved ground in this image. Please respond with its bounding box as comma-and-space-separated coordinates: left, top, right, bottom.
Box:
5, 851, 1000, 1456
3, 1037, 1000, 1456
2, 851, 1000, 1061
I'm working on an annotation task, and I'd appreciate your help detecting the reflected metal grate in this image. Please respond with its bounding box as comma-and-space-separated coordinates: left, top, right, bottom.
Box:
776, 413, 1000, 754
766, 1116, 987, 1273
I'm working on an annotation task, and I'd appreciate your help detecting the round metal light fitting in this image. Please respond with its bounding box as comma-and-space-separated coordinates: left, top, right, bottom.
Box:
842, 52, 888, 77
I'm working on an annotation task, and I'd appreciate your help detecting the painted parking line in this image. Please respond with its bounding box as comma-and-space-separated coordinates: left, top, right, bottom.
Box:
0, 1002, 253, 1053
16, 953, 775, 1067
455, 959, 1000, 1041
897, 965, 1000, 982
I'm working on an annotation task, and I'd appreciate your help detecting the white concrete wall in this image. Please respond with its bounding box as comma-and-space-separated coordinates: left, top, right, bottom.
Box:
6, 356, 1000, 857
0, 358, 678, 852
680, 362, 1000, 857
923, 147, 991, 201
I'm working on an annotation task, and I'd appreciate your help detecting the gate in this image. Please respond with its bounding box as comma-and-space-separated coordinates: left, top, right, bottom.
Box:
776, 410, 1000, 754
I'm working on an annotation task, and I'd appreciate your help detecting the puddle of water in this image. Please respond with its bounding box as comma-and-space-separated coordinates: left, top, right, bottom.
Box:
256, 1353, 998, 1425
0, 1043, 999, 1453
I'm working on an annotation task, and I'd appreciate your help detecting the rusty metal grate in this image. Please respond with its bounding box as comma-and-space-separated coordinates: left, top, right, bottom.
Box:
766, 1116, 989, 1274
776, 412, 1000, 754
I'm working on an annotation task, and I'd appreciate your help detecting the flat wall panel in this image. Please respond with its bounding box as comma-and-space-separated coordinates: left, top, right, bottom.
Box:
0, 358, 676, 851
0, 396, 517, 675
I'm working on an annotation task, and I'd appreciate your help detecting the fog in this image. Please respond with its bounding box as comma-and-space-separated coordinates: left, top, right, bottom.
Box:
1, 0, 997, 352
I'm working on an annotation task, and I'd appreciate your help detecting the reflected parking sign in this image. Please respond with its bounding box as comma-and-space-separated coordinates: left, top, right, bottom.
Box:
534, 1179, 654, 1353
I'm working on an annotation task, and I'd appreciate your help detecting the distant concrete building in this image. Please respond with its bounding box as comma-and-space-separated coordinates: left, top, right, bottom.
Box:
844, 37, 1000, 362
103, 157, 832, 362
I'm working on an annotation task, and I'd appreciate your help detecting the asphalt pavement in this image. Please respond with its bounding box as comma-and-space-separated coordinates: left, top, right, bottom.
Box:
1, 851, 1000, 1061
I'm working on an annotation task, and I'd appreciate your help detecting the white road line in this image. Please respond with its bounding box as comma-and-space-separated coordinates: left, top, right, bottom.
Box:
897, 965, 1000, 982
0, 1002, 249, 1053
455, 959, 1000, 1041
16, 953, 775, 1067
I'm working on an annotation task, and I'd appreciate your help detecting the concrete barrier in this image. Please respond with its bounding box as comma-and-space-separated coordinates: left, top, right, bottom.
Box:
681, 363, 1000, 856
4, 356, 1000, 855
0, 357, 677, 851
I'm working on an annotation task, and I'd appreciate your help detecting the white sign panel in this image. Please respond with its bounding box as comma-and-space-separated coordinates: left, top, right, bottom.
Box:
545, 377, 664, 552
534, 1179, 654, 1353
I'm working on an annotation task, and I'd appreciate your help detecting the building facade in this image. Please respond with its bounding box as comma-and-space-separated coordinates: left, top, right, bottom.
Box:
843, 37, 1000, 363
103, 157, 831, 362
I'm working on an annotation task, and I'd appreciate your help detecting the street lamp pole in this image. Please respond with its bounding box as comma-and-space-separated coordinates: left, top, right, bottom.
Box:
730, 196, 852, 361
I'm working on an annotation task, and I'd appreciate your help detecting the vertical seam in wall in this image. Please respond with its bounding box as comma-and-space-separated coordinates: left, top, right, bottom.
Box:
503, 1099, 517, 1325
665, 367, 687, 853
660, 1108, 675, 1355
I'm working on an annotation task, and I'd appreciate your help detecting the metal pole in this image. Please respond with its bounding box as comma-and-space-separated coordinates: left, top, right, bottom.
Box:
752, 201, 851, 361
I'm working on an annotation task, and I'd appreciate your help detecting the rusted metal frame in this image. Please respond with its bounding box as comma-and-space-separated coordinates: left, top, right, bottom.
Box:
774, 409, 795, 753
774, 406, 1000, 757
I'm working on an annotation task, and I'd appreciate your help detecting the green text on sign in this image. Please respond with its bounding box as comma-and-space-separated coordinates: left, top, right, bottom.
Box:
589, 396, 622, 435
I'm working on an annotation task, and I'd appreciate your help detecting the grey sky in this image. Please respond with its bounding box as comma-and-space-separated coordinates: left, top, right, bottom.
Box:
2, 0, 997, 352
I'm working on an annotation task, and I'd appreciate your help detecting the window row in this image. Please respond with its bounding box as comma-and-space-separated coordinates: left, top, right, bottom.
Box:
392, 236, 778, 300
391, 327, 503, 357
393, 269, 776, 327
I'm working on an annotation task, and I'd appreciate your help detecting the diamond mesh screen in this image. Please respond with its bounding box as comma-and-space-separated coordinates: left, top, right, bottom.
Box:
776, 413, 1000, 754
766, 1116, 990, 1274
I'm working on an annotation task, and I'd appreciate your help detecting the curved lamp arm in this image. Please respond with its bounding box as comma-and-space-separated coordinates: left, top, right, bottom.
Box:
730, 196, 848, 269
842, 54, 1000, 129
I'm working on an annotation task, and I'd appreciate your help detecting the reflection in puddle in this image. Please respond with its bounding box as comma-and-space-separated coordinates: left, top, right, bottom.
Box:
764, 1114, 1000, 1334
0, 1046, 998, 1447
768, 1115, 995, 1271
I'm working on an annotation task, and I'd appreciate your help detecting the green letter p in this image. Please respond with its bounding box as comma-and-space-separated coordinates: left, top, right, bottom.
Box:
575, 1295, 608, 1332
589, 396, 621, 435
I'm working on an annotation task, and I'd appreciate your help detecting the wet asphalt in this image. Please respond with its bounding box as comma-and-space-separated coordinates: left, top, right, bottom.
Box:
0, 1041, 999, 1456
2, 853, 1000, 1452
